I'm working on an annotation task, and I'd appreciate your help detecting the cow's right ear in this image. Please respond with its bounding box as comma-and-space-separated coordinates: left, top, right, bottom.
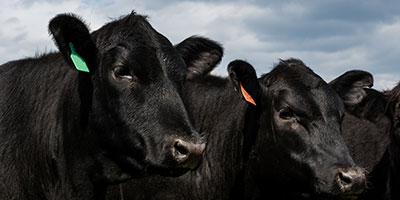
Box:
329, 70, 373, 110
49, 13, 97, 73
175, 36, 223, 79
228, 60, 261, 106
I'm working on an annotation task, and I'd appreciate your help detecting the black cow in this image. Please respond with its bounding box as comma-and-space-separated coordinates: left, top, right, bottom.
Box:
106, 37, 371, 200
337, 79, 400, 200
0, 13, 205, 199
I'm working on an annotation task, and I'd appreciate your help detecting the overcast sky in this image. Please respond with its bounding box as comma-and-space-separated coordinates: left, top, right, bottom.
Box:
1, 0, 400, 90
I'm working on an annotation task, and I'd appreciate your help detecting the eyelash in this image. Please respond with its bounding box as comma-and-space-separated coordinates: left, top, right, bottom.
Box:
113, 66, 133, 80
279, 107, 294, 120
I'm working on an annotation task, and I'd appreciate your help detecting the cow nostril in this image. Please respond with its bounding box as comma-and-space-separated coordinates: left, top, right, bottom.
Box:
338, 172, 353, 185
174, 140, 189, 156
336, 169, 366, 194
172, 139, 205, 170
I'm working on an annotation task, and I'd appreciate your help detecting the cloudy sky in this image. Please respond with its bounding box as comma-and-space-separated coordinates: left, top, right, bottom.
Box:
1, 0, 400, 90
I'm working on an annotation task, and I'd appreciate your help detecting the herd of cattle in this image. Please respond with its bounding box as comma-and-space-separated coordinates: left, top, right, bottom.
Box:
0, 11, 398, 200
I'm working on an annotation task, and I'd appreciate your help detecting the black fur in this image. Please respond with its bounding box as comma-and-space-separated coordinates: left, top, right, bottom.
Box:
228, 60, 261, 104
340, 82, 400, 200
107, 55, 368, 199
174, 36, 223, 79
340, 89, 391, 200
0, 12, 203, 200
385, 84, 400, 199
329, 70, 373, 111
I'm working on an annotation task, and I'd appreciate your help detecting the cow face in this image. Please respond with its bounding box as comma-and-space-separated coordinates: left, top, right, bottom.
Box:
48, 13, 205, 181
228, 59, 367, 198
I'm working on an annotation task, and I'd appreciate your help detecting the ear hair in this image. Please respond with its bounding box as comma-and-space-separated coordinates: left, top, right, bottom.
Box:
48, 13, 97, 72
228, 60, 260, 106
329, 70, 373, 110
175, 36, 223, 79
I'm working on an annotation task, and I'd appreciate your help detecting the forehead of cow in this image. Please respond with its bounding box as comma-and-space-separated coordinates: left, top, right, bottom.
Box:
91, 13, 167, 53
261, 59, 322, 89
260, 59, 344, 117
89, 12, 186, 86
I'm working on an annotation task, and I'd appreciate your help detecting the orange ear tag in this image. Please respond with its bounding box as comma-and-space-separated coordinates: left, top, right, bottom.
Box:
240, 83, 256, 106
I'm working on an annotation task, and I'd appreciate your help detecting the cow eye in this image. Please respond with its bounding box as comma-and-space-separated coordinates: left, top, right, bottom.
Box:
113, 66, 132, 80
279, 107, 294, 120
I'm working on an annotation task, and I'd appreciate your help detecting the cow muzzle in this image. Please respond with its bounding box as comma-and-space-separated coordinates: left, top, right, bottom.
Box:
172, 139, 205, 169
335, 167, 366, 195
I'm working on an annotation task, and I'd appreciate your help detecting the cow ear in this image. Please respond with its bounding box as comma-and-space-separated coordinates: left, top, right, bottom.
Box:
175, 36, 223, 79
329, 70, 373, 110
49, 13, 97, 73
228, 60, 260, 106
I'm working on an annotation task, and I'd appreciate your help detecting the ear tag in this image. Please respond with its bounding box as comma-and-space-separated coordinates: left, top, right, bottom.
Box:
69, 42, 90, 72
240, 82, 256, 106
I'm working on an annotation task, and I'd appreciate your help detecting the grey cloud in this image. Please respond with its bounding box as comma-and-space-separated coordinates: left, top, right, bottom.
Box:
13, 32, 28, 42
16, 0, 64, 7
209, 1, 400, 89
1, 0, 400, 90
308, 0, 400, 22
5, 17, 19, 24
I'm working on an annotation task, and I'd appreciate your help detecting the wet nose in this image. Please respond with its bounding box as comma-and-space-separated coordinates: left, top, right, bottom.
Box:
336, 168, 366, 195
172, 139, 205, 169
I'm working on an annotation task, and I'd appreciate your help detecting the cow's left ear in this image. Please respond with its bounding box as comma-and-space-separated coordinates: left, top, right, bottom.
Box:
49, 13, 97, 73
228, 60, 261, 106
329, 70, 373, 110
175, 36, 223, 79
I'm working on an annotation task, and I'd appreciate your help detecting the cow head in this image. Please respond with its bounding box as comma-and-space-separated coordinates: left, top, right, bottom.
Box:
48, 13, 205, 182
228, 59, 367, 198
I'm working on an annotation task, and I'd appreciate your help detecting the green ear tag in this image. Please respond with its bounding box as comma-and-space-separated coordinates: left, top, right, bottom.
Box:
69, 42, 90, 72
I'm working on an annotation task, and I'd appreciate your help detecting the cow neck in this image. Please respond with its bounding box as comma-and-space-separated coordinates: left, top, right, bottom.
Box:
229, 103, 261, 199
184, 77, 247, 161
41, 58, 105, 199
242, 104, 261, 162
55, 69, 101, 199
181, 76, 249, 194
